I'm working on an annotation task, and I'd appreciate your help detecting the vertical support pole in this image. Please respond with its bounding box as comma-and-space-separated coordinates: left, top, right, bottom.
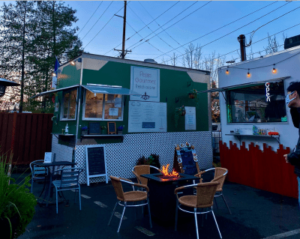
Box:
237, 34, 247, 62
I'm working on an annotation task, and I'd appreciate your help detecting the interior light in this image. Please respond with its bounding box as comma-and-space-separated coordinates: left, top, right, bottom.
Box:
272, 64, 277, 74
247, 69, 251, 78
225, 67, 229, 75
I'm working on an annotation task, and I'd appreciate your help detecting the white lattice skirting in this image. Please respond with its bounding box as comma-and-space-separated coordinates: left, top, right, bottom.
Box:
52, 131, 213, 185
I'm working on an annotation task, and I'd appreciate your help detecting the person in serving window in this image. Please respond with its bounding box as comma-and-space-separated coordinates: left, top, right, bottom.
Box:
284, 82, 300, 208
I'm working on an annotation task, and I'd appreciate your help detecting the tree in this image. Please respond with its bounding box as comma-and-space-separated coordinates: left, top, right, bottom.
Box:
0, 1, 82, 112
264, 33, 280, 55
0, 1, 36, 112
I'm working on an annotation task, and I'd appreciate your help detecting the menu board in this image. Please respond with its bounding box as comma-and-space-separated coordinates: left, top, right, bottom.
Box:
85, 145, 108, 186
128, 101, 167, 133
185, 106, 196, 130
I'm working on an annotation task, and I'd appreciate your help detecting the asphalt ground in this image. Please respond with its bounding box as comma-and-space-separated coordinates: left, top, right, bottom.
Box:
15, 173, 300, 239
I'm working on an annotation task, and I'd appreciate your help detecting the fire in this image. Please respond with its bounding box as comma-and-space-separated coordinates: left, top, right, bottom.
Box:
161, 164, 179, 177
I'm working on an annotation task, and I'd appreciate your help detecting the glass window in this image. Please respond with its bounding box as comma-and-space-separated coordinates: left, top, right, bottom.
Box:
84, 91, 104, 119
104, 94, 122, 120
227, 81, 286, 123
61, 89, 77, 120
83, 90, 123, 121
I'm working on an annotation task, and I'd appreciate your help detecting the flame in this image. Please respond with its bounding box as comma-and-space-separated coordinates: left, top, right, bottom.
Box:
161, 164, 179, 177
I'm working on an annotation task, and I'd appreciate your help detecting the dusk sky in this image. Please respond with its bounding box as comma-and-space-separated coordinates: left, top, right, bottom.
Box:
4, 1, 300, 65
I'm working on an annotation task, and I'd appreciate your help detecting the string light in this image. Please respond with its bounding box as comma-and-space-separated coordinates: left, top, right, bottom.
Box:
52, 73, 56, 77
225, 67, 229, 75
272, 64, 277, 74
71, 61, 75, 66
247, 69, 251, 78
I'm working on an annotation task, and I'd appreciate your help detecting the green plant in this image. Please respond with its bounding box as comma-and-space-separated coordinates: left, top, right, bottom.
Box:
0, 155, 36, 239
136, 154, 161, 169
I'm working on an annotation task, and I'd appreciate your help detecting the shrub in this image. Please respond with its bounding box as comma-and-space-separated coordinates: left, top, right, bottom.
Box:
0, 155, 36, 238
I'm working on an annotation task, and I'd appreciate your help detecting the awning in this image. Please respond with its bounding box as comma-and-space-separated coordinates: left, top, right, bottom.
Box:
197, 76, 291, 94
31, 84, 140, 99
0, 78, 20, 86
82, 84, 140, 95
30, 85, 80, 99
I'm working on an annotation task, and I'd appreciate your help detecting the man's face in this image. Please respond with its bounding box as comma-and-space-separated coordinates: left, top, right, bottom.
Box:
287, 91, 299, 108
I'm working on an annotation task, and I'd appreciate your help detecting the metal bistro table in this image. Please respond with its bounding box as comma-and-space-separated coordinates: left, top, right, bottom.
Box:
35, 161, 76, 206
141, 173, 199, 225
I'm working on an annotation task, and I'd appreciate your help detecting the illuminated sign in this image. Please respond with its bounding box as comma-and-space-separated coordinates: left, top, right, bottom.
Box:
265, 82, 271, 102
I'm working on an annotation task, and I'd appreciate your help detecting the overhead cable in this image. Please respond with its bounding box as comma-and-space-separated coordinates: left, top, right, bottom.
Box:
78, 2, 103, 35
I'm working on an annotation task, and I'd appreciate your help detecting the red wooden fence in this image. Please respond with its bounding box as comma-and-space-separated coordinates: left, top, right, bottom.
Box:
0, 113, 53, 165
220, 141, 298, 199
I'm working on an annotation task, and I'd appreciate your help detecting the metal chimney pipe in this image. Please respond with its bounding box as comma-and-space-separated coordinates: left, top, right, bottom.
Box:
237, 34, 247, 61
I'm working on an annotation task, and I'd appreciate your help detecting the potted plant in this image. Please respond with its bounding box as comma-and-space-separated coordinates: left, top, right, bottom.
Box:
0, 155, 36, 239
174, 105, 186, 128
101, 125, 107, 134
81, 126, 88, 136
117, 125, 124, 134
188, 89, 198, 99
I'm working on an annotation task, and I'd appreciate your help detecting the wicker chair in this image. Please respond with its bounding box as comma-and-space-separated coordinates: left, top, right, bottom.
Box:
195, 167, 231, 214
132, 165, 161, 186
108, 176, 152, 233
175, 182, 222, 239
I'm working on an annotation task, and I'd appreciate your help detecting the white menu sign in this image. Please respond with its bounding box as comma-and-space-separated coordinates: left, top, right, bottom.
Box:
130, 66, 160, 102
128, 101, 167, 133
185, 106, 196, 130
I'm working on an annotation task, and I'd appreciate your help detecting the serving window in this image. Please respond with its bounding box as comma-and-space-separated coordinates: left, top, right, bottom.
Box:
226, 81, 287, 123
83, 90, 123, 121
61, 89, 77, 120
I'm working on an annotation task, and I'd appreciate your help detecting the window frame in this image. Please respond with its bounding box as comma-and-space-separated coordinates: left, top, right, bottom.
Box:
225, 82, 288, 124
60, 89, 78, 121
82, 90, 124, 121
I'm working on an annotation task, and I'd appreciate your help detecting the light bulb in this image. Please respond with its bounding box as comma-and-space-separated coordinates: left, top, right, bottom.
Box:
247, 69, 251, 78
52, 73, 56, 77
226, 68, 229, 75
71, 61, 75, 66
272, 64, 277, 74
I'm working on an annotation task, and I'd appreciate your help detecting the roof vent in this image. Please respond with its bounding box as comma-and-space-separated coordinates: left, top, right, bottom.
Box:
284, 34, 300, 50
144, 59, 157, 63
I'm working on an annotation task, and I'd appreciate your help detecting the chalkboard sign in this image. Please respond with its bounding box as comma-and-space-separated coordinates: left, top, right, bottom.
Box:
180, 150, 197, 175
85, 145, 108, 186
89, 122, 101, 135
107, 122, 116, 134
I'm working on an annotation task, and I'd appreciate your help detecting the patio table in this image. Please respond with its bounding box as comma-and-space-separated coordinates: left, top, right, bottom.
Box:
35, 161, 76, 206
141, 173, 199, 225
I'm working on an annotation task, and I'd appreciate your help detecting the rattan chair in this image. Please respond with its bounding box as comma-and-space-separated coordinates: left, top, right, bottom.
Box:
132, 165, 161, 185
195, 167, 231, 214
108, 176, 152, 233
175, 182, 222, 239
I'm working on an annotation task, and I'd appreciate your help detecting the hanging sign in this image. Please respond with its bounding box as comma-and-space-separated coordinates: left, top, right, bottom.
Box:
130, 66, 160, 102
265, 82, 271, 102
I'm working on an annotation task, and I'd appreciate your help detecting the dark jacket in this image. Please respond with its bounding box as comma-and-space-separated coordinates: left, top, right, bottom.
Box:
287, 108, 300, 177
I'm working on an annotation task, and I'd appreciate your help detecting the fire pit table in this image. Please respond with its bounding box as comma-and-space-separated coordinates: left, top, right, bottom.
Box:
141, 173, 199, 224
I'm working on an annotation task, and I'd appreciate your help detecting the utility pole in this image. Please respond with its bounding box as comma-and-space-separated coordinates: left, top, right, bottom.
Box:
114, 1, 131, 58
121, 1, 127, 59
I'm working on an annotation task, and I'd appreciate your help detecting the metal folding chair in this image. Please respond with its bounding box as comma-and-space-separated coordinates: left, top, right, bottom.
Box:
29, 160, 48, 193
52, 167, 83, 214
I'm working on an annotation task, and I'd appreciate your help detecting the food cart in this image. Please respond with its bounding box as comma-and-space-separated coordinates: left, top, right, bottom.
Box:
33, 53, 213, 184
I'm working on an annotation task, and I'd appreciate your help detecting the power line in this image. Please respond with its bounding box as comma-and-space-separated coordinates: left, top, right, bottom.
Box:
127, 4, 183, 55
84, 4, 124, 49
128, 1, 206, 50
81, 1, 114, 41
155, 1, 278, 60
138, 1, 181, 46
104, 1, 180, 55
164, 2, 295, 64
78, 2, 103, 35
